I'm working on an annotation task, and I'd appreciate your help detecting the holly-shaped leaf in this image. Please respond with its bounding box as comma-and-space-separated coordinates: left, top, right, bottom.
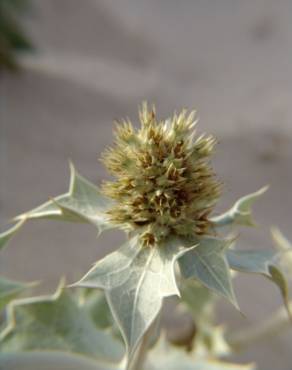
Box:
76, 289, 124, 344
0, 283, 124, 363
145, 335, 254, 370
0, 277, 33, 311
272, 228, 292, 252
179, 279, 230, 358
180, 279, 215, 325
74, 236, 192, 363
271, 227, 292, 276
77, 289, 115, 330
178, 237, 239, 309
15, 163, 113, 234
227, 250, 277, 274
0, 221, 33, 311
211, 187, 268, 228
0, 220, 25, 251
227, 249, 290, 316
194, 326, 231, 359
0, 164, 112, 254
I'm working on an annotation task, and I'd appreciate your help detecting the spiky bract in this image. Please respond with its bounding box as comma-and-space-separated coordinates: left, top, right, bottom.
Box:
102, 104, 220, 246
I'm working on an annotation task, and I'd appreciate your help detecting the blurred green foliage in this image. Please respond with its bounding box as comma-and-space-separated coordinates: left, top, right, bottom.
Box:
0, 0, 33, 71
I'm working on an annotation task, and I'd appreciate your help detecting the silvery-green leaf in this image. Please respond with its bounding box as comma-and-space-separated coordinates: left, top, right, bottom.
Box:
271, 227, 292, 251
194, 326, 230, 359
145, 335, 254, 370
0, 222, 32, 311
271, 227, 292, 276
0, 277, 33, 311
179, 279, 230, 357
211, 187, 268, 227
77, 288, 115, 330
180, 279, 215, 325
0, 283, 124, 363
0, 351, 121, 370
227, 249, 290, 317
0, 220, 25, 251
227, 250, 277, 274
75, 236, 191, 361
15, 163, 113, 234
178, 237, 238, 309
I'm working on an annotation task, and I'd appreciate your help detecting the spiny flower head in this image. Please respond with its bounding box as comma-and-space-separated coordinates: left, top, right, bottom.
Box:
102, 103, 221, 246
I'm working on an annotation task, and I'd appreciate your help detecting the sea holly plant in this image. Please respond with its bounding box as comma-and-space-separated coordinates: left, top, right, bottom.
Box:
0, 220, 33, 312
0, 104, 291, 370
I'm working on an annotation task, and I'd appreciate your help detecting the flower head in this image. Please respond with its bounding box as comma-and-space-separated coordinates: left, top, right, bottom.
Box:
102, 103, 221, 246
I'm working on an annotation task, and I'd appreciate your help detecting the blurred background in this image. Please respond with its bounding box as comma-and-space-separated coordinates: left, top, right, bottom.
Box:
1, 0, 292, 369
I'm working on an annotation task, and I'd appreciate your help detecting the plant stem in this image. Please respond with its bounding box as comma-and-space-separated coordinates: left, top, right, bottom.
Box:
127, 315, 160, 370
227, 301, 292, 350
127, 332, 150, 370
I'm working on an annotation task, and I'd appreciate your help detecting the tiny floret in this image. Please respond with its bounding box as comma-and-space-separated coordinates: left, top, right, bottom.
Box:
102, 103, 221, 246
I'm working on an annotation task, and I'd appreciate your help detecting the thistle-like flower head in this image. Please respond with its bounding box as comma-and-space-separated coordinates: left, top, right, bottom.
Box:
102, 103, 221, 246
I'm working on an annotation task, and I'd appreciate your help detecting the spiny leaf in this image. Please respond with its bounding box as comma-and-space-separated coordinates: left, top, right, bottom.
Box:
15, 163, 113, 234
0, 351, 120, 370
0, 220, 25, 251
76, 289, 124, 343
0, 277, 33, 311
0, 283, 124, 363
271, 227, 292, 251
194, 326, 231, 359
179, 279, 230, 357
211, 187, 268, 228
77, 289, 114, 330
227, 249, 291, 317
227, 250, 277, 274
179, 279, 215, 325
145, 335, 254, 370
74, 236, 192, 362
271, 227, 292, 276
178, 237, 239, 309
0, 221, 32, 312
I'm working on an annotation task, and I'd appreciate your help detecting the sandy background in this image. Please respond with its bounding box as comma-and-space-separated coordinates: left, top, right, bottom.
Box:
1, 1, 292, 369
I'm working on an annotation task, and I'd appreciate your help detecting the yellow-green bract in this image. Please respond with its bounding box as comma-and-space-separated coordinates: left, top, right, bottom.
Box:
102, 103, 220, 246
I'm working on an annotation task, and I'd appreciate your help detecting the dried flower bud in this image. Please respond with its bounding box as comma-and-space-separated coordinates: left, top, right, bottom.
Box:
102, 103, 221, 246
